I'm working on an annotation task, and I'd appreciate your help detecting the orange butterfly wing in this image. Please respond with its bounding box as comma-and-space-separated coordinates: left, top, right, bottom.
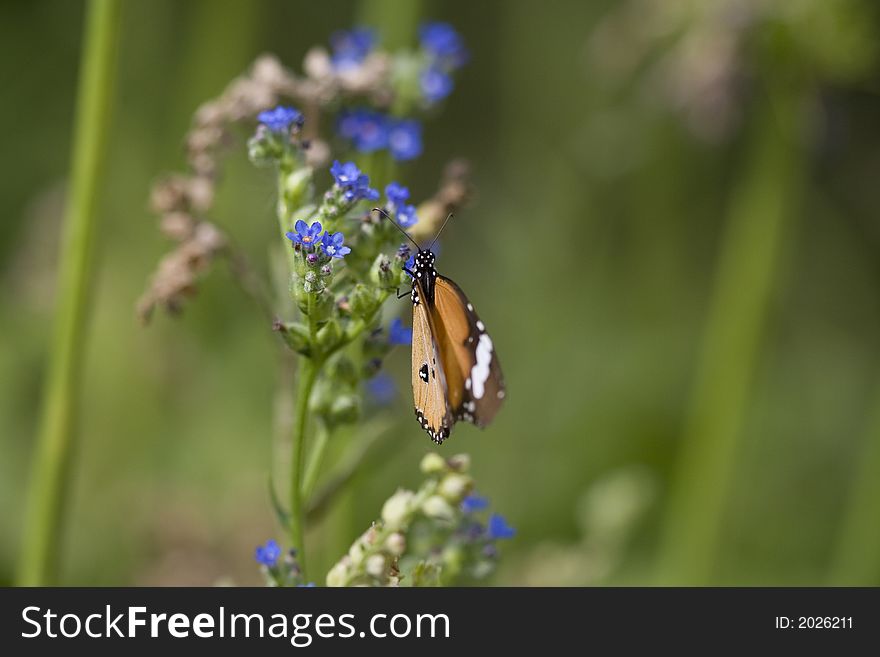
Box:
411, 278, 454, 443
432, 276, 505, 428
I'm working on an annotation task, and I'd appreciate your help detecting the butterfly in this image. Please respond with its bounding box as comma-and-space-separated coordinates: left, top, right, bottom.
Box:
374, 208, 505, 443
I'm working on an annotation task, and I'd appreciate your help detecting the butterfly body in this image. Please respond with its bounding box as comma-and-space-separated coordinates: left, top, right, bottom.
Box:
408, 248, 505, 443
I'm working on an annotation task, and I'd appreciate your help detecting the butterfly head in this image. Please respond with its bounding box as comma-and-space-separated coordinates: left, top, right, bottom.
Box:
413, 249, 436, 274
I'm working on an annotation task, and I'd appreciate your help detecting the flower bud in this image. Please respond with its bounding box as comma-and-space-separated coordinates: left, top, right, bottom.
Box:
312, 290, 336, 324
422, 495, 455, 522
306, 253, 319, 267
348, 541, 365, 565
446, 453, 471, 473
381, 489, 415, 527
326, 558, 350, 587
274, 321, 311, 356
350, 283, 379, 319
371, 254, 396, 288
439, 473, 473, 503
420, 452, 447, 475
385, 532, 406, 556
317, 318, 342, 350
282, 167, 313, 208
329, 394, 360, 425
365, 554, 386, 578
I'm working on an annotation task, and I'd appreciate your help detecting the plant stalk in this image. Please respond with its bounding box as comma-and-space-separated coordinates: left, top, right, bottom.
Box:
17, 0, 122, 586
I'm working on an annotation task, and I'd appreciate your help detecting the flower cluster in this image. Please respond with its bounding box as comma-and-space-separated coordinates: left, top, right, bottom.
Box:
325, 453, 514, 586
330, 28, 376, 71
337, 109, 423, 161
254, 539, 312, 587
419, 22, 468, 105
142, 21, 495, 589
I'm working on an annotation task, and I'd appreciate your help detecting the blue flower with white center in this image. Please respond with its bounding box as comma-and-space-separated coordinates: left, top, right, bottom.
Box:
366, 372, 396, 405
353, 110, 388, 152
385, 182, 410, 209
487, 514, 516, 540
419, 22, 468, 68
255, 539, 282, 567
257, 106, 303, 133
389, 317, 412, 345
387, 119, 423, 161
421, 66, 454, 103
397, 203, 418, 228
320, 231, 352, 259
285, 220, 324, 249
330, 160, 380, 202
330, 27, 376, 71
461, 494, 489, 514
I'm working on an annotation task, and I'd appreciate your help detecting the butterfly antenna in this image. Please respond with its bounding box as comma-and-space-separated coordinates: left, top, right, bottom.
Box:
372, 207, 421, 251
428, 213, 454, 252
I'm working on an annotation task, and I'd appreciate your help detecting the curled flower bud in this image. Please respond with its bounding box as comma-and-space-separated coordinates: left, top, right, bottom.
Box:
306, 253, 319, 266
422, 495, 455, 522
381, 489, 415, 526
420, 452, 447, 475
385, 532, 406, 556
348, 540, 366, 565
439, 473, 473, 503
326, 558, 351, 587
350, 283, 379, 319
365, 554, 386, 578
446, 453, 471, 473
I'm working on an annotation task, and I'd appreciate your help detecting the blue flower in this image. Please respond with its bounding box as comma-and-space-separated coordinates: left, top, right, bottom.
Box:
387, 119, 423, 161
389, 317, 412, 345
404, 253, 415, 277
487, 514, 516, 540
321, 231, 352, 259
366, 372, 396, 405
461, 494, 489, 513
285, 220, 324, 249
419, 22, 468, 68
297, 582, 317, 588
397, 204, 418, 228
337, 109, 389, 152
330, 27, 376, 70
385, 182, 410, 209
330, 160, 380, 202
421, 66, 454, 103
257, 106, 303, 133
255, 539, 282, 567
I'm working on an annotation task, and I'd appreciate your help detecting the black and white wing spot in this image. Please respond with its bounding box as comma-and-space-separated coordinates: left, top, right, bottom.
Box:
418, 363, 429, 384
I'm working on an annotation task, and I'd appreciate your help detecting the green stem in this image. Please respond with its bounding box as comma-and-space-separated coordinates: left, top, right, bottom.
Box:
302, 422, 330, 500
289, 357, 319, 578
655, 90, 807, 585
17, 0, 122, 586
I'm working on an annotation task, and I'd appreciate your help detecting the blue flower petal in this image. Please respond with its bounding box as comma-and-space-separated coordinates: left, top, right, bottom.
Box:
389, 317, 413, 345
487, 514, 516, 540
387, 119, 423, 162
257, 106, 303, 133
461, 494, 490, 513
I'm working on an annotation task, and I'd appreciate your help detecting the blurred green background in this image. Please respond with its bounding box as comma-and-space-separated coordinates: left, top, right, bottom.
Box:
3, 0, 880, 586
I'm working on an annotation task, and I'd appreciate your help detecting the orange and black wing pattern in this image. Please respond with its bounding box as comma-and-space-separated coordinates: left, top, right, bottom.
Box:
411, 277, 454, 443
432, 275, 505, 428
